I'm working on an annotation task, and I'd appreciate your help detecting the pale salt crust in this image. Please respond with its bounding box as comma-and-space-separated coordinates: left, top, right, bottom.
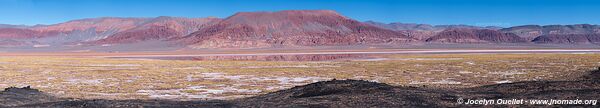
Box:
135, 72, 329, 100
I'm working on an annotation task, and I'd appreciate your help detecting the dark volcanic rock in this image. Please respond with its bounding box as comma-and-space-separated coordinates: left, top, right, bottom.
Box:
235, 79, 445, 107
238, 70, 600, 108
179, 10, 415, 48
580, 67, 600, 80
19, 99, 235, 108
1, 87, 234, 108
425, 28, 527, 43
0, 86, 62, 107
239, 68, 600, 107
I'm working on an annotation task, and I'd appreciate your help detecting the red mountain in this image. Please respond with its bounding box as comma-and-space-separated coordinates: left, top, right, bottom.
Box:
2, 10, 600, 50
425, 29, 527, 43
92, 17, 221, 44
178, 10, 415, 48
0, 17, 150, 43
0, 28, 41, 38
31, 17, 147, 33
91, 26, 181, 43
0, 17, 221, 48
0, 28, 59, 39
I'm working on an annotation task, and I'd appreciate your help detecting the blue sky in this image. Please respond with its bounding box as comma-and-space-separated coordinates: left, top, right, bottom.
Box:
1, 0, 599, 27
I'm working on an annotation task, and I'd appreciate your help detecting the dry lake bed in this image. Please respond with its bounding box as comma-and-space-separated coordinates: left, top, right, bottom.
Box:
1, 49, 600, 100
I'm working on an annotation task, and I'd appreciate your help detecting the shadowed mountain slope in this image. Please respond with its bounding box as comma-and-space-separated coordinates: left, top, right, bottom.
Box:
501, 24, 600, 41
425, 28, 527, 43
532, 34, 600, 44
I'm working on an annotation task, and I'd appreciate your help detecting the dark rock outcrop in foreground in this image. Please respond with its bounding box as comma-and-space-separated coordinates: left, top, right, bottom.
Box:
0, 86, 62, 107
3, 69, 600, 108
1, 87, 233, 108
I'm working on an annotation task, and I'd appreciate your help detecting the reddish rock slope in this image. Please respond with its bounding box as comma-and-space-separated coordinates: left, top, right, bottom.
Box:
0, 28, 59, 39
179, 10, 415, 48
92, 17, 221, 44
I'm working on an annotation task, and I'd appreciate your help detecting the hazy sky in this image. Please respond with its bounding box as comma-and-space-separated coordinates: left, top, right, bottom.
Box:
1, 0, 599, 27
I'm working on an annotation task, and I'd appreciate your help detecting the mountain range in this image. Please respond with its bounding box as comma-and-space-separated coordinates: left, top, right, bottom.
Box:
1, 10, 599, 50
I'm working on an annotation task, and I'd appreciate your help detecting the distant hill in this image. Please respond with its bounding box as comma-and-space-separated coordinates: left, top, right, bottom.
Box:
501, 24, 600, 41
0, 10, 599, 50
178, 10, 415, 48
425, 28, 526, 43
0, 17, 220, 48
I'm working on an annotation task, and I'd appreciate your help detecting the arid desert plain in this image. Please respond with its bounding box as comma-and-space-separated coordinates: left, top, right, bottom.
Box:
2, 49, 600, 101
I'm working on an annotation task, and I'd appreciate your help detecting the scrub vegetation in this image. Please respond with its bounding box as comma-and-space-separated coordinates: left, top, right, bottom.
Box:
1, 53, 598, 100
